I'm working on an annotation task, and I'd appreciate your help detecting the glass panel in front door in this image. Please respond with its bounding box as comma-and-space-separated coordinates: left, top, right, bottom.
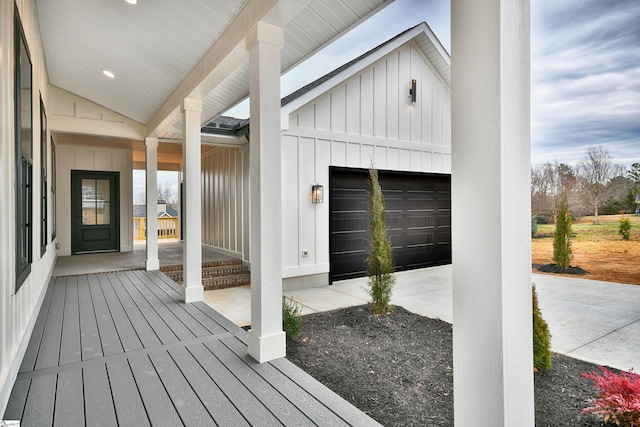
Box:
82, 178, 111, 225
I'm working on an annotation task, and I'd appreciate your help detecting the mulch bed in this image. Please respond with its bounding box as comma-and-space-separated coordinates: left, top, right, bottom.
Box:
535, 263, 589, 275
286, 305, 607, 426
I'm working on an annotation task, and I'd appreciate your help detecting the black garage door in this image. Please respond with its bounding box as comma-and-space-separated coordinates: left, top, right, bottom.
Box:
330, 167, 451, 283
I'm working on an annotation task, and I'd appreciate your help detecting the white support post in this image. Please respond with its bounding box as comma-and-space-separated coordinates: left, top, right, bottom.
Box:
451, 0, 533, 425
181, 98, 204, 303
145, 137, 159, 271
246, 21, 286, 363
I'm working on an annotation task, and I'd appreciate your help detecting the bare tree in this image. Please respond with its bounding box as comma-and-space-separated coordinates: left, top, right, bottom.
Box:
134, 191, 145, 205
576, 146, 624, 224
531, 161, 576, 222
157, 181, 177, 209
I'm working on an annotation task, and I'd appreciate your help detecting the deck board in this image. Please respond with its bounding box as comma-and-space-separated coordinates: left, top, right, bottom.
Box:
106, 359, 151, 427
88, 274, 124, 356
54, 369, 84, 427
59, 276, 81, 365
34, 278, 66, 370
84, 363, 118, 427
4, 270, 382, 427
77, 274, 103, 360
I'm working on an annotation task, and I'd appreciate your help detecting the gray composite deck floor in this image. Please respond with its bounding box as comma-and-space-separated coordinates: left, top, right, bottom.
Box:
3, 270, 380, 426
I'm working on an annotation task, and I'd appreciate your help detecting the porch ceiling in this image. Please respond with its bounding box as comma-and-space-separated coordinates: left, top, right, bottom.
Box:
36, 0, 391, 135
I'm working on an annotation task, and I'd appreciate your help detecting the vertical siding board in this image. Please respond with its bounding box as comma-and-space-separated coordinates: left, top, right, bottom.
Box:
346, 78, 360, 135
230, 150, 237, 253
316, 139, 331, 265
298, 137, 316, 267
315, 96, 331, 131
298, 104, 315, 129
346, 143, 361, 168
399, 149, 411, 170
374, 146, 387, 169
432, 82, 443, 146
411, 150, 422, 172
361, 145, 374, 168
373, 63, 387, 138
398, 46, 411, 142
331, 140, 347, 167
360, 68, 374, 137
421, 65, 434, 145
388, 147, 399, 169
330, 86, 346, 133
386, 53, 399, 140
282, 135, 299, 268
410, 46, 423, 143
442, 91, 452, 148
422, 152, 433, 173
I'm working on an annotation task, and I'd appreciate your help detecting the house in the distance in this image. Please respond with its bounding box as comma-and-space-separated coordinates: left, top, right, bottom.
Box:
133, 200, 179, 239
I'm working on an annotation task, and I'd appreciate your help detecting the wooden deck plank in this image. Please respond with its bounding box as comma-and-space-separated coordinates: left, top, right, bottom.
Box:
271, 358, 383, 427
148, 351, 217, 426
3, 378, 30, 421
128, 354, 183, 426
20, 374, 56, 427
146, 270, 232, 335
168, 346, 250, 427
106, 359, 151, 427
84, 363, 118, 427
106, 273, 162, 348
186, 343, 284, 426
114, 271, 180, 345
34, 278, 66, 370
119, 270, 194, 342
222, 335, 349, 427
204, 339, 314, 426
77, 274, 103, 360
129, 270, 211, 338
53, 369, 84, 426
97, 274, 144, 352
20, 278, 55, 373
59, 276, 81, 365
88, 274, 124, 356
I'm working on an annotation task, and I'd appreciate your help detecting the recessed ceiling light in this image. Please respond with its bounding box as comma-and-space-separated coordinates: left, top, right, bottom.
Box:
103, 70, 115, 79
125, 0, 137, 4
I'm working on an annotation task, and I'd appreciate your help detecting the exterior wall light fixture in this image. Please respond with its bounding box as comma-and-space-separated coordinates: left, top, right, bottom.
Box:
311, 184, 323, 204
409, 79, 417, 103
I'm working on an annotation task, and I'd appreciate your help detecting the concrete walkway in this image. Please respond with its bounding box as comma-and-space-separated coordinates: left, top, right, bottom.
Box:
205, 265, 640, 372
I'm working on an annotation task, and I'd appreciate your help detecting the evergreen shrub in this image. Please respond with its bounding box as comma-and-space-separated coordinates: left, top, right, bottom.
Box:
553, 197, 573, 269
532, 284, 552, 372
282, 296, 302, 341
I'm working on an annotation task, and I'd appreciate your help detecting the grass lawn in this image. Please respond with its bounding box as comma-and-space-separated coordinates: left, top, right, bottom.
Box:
532, 214, 640, 285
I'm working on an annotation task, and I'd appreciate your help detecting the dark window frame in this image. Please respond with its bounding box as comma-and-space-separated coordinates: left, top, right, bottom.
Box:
15, 4, 33, 291
40, 96, 47, 256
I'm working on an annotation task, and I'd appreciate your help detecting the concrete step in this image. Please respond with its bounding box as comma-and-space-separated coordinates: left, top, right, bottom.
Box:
159, 259, 250, 290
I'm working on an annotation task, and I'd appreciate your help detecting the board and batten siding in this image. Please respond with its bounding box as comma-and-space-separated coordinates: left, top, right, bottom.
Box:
0, 0, 58, 414
56, 145, 134, 256
201, 146, 249, 262
281, 40, 451, 283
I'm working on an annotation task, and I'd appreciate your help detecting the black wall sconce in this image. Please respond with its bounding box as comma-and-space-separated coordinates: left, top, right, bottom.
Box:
409, 79, 417, 103
311, 184, 323, 204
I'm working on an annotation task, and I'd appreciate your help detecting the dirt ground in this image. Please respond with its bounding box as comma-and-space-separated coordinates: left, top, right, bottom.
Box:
287, 305, 606, 427
532, 215, 640, 285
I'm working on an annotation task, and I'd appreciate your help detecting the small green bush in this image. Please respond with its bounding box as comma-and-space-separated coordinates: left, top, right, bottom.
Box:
619, 217, 632, 241
531, 215, 538, 238
282, 297, 302, 341
533, 284, 552, 372
553, 197, 573, 269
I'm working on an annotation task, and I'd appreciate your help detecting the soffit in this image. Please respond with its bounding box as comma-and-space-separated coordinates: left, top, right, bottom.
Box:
35, 0, 390, 135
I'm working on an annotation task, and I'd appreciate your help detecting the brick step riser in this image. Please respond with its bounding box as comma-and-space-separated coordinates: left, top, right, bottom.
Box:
173, 274, 251, 291
160, 259, 243, 273
162, 266, 249, 282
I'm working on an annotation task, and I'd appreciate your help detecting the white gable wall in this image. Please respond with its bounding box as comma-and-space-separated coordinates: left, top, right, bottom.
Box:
282, 40, 451, 285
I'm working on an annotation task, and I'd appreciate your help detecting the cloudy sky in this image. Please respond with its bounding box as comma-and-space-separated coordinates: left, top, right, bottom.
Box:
228, 0, 640, 168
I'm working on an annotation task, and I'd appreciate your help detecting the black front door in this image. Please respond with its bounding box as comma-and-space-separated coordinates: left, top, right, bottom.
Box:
71, 170, 119, 254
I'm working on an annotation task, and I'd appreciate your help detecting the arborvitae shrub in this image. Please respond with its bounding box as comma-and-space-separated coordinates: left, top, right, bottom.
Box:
533, 284, 552, 372
282, 296, 302, 341
531, 215, 538, 238
553, 197, 573, 269
366, 167, 395, 315
619, 217, 632, 240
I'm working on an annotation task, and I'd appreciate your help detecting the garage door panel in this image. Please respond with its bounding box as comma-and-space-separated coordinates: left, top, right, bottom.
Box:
330, 167, 451, 283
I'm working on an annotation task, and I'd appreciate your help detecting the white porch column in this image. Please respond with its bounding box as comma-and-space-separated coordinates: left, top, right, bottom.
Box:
145, 137, 159, 271
181, 98, 204, 303
451, 1, 533, 425
246, 21, 286, 363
